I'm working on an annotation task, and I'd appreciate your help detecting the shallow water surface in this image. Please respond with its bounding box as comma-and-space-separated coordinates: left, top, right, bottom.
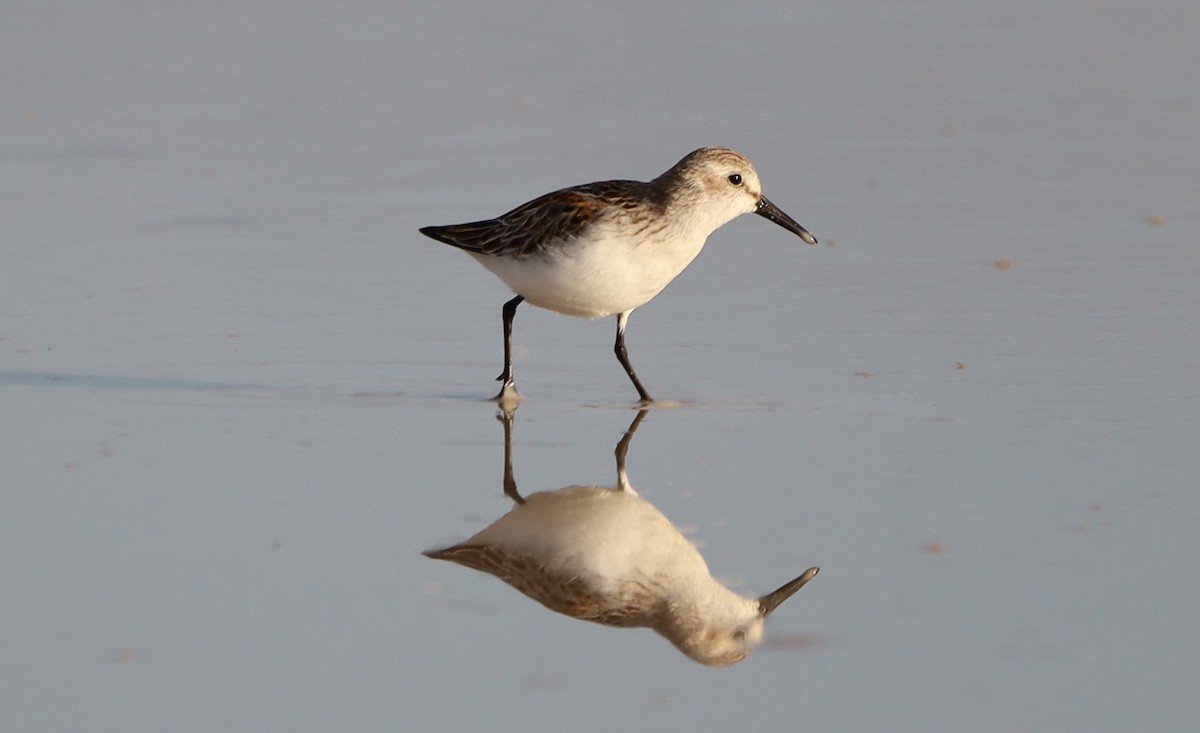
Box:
3, 2, 1197, 732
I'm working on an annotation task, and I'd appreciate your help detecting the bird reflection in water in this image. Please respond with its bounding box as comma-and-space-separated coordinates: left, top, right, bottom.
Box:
424, 408, 819, 667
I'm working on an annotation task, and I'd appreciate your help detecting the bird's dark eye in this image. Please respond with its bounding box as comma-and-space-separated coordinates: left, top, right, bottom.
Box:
727, 174, 743, 186
732, 629, 746, 642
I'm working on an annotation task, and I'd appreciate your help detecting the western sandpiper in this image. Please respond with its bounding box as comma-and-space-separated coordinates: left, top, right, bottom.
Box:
425, 409, 820, 666
420, 147, 817, 403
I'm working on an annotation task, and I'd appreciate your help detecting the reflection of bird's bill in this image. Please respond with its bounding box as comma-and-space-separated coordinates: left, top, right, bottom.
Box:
758, 566, 820, 617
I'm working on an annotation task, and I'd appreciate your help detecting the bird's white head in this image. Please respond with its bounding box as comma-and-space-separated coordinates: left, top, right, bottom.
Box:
660, 147, 817, 244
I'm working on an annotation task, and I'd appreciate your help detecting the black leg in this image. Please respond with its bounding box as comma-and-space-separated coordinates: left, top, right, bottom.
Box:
614, 311, 653, 404
494, 295, 524, 399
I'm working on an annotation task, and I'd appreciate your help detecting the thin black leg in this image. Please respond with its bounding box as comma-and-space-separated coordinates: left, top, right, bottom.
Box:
614, 311, 653, 404
494, 295, 524, 399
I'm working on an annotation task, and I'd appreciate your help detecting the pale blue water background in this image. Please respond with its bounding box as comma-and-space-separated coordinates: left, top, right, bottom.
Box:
3, 1, 1197, 731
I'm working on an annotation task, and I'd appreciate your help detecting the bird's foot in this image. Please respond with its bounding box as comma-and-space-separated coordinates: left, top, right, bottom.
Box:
493, 381, 521, 407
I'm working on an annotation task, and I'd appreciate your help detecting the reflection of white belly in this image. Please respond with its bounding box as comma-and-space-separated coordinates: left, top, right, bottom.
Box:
470, 227, 709, 319
471, 484, 710, 584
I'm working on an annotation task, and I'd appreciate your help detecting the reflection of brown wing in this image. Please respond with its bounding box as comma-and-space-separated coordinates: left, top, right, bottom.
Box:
425, 544, 653, 628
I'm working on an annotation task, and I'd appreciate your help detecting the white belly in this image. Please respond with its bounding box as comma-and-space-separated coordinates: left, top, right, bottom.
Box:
469, 225, 709, 318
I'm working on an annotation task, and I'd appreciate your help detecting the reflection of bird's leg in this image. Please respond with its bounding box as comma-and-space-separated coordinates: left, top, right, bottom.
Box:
614, 409, 650, 492
497, 406, 526, 504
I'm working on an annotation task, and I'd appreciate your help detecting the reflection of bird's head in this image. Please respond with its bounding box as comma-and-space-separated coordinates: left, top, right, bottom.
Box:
658, 566, 820, 667
656, 591, 767, 667
671, 615, 766, 667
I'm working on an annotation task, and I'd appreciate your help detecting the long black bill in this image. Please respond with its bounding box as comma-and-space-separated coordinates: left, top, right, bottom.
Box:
756, 196, 817, 244
757, 566, 820, 617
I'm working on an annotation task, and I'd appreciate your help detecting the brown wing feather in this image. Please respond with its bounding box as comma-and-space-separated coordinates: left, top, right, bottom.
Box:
419, 180, 654, 258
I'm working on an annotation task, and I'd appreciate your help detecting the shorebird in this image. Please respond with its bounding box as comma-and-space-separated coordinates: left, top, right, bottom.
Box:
424, 409, 820, 666
420, 147, 817, 403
